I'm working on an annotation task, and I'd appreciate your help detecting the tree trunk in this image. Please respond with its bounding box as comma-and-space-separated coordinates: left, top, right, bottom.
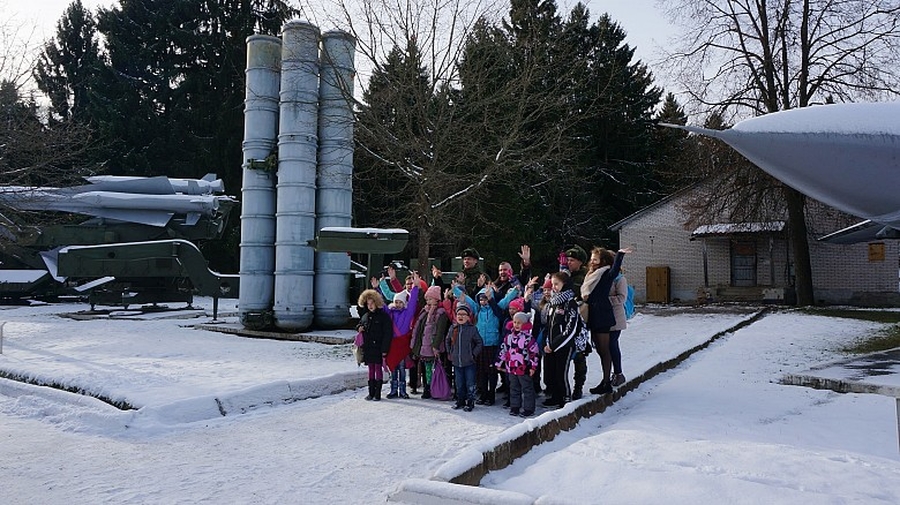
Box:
417, 223, 431, 277
784, 186, 815, 306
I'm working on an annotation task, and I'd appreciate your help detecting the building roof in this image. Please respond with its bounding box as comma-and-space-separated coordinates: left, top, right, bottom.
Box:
691, 221, 785, 239
608, 186, 696, 231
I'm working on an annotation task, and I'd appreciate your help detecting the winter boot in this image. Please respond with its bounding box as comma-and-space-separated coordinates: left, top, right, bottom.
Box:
452, 400, 464, 410
373, 380, 383, 401
571, 386, 583, 401
589, 380, 612, 395
463, 399, 475, 412
422, 384, 432, 400
387, 375, 399, 399
365, 380, 375, 401
572, 377, 584, 400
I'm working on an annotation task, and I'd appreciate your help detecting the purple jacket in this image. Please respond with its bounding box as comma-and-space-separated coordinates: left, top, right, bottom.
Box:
386, 286, 420, 336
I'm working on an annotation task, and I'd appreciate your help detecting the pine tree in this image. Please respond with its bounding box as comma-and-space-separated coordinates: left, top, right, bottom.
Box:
34, 0, 101, 125
652, 92, 693, 191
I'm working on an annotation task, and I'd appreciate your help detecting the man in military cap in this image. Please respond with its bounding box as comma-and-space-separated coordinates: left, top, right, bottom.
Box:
458, 247, 485, 298
565, 245, 588, 290
565, 244, 590, 400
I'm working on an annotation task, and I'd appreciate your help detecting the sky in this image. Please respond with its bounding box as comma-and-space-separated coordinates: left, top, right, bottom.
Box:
6, 0, 679, 90
2, 298, 900, 503
9, 0, 675, 47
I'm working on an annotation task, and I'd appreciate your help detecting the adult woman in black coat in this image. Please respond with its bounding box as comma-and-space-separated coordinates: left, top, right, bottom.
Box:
581, 247, 631, 395
357, 289, 393, 401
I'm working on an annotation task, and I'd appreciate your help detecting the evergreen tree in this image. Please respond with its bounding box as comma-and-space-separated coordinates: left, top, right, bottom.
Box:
457, 0, 663, 256
563, 9, 661, 236
93, 0, 294, 186
652, 92, 693, 191
88, 0, 295, 272
34, 0, 101, 125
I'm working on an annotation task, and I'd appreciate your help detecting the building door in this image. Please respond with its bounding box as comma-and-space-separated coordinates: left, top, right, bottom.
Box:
731, 240, 757, 287
646, 266, 670, 303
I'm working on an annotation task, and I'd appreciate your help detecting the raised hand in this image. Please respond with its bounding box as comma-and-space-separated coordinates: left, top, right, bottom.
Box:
518, 244, 531, 266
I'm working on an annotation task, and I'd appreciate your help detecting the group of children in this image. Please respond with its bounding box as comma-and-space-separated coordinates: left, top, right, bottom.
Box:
355, 245, 629, 417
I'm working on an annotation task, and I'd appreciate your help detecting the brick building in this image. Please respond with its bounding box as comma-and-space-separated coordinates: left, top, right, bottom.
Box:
609, 189, 900, 306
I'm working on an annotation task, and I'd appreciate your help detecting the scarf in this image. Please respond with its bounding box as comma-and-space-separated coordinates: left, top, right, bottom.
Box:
549, 289, 575, 307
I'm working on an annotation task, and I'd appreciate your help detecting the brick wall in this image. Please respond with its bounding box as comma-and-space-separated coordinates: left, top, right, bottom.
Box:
805, 200, 900, 303
616, 192, 899, 305
618, 199, 705, 303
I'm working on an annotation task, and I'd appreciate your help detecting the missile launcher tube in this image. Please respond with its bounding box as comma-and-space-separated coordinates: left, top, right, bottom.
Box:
273, 21, 320, 331
239, 34, 282, 326
314, 31, 356, 329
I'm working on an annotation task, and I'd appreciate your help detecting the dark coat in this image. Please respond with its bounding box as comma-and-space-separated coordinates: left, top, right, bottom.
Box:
461, 265, 484, 298
358, 307, 393, 365
586, 251, 625, 332
544, 292, 580, 352
445, 322, 483, 368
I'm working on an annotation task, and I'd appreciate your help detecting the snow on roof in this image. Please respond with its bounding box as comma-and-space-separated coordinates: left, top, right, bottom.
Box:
691, 221, 785, 237
319, 227, 408, 235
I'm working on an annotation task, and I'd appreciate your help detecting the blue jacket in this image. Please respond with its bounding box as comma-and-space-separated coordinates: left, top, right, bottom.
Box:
453, 285, 519, 346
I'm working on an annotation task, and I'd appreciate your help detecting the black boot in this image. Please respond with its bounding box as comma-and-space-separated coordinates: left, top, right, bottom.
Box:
422, 384, 432, 400
589, 380, 612, 395
365, 380, 375, 401
463, 399, 475, 412
374, 380, 383, 401
572, 386, 583, 401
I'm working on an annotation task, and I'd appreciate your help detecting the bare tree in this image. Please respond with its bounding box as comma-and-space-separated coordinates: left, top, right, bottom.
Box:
662, 0, 900, 305
0, 8, 40, 98
0, 10, 100, 234
303, 0, 593, 271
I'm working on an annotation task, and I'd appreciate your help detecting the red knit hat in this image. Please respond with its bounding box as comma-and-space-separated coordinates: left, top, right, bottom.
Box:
509, 297, 525, 312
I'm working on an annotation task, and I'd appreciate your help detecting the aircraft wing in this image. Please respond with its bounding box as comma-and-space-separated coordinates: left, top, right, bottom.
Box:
818, 220, 900, 244
659, 102, 900, 229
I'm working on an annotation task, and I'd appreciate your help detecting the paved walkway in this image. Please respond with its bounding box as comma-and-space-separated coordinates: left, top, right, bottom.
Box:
783, 347, 900, 452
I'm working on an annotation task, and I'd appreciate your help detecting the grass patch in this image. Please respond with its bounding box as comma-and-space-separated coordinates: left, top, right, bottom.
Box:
842, 324, 900, 354
800, 307, 900, 324
798, 308, 900, 354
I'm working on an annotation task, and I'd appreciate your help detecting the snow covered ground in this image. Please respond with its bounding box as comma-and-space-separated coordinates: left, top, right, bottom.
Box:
1, 298, 899, 504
